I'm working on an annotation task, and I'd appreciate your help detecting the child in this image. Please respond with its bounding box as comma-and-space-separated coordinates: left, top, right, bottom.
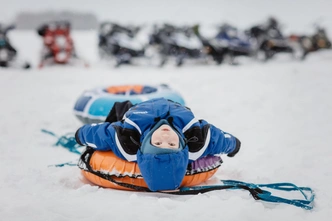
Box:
75, 97, 241, 191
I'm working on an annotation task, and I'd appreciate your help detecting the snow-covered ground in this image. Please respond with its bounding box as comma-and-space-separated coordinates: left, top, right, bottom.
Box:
1, 1, 332, 220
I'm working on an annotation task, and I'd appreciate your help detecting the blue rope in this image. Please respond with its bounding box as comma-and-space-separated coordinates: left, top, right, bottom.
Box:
251, 182, 314, 210
41, 129, 82, 155
48, 161, 78, 167
226, 180, 315, 210
178, 180, 315, 210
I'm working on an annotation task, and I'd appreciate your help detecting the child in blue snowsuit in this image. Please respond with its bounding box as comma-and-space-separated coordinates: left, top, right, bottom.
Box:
75, 98, 241, 191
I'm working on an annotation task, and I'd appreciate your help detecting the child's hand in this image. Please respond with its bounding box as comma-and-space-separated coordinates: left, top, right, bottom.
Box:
227, 137, 241, 157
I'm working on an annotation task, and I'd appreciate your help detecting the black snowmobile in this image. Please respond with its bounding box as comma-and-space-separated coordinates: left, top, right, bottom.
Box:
0, 24, 30, 69
288, 25, 331, 60
247, 17, 294, 61
149, 24, 205, 67
98, 22, 146, 67
195, 24, 254, 65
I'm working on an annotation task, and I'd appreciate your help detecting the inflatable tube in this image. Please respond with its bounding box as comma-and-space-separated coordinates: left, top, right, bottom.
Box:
79, 150, 222, 191
73, 84, 186, 124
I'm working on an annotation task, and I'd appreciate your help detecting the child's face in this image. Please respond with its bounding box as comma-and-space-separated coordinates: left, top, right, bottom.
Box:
151, 124, 180, 149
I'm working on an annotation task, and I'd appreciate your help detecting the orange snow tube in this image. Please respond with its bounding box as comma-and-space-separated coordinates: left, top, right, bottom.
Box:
81, 150, 219, 191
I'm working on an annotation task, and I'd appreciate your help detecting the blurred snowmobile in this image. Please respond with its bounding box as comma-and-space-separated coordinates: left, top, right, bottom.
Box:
37, 21, 88, 68
247, 17, 294, 61
195, 24, 254, 65
149, 24, 205, 67
0, 24, 31, 69
98, 22, 147, 67
288, 25, 331, 60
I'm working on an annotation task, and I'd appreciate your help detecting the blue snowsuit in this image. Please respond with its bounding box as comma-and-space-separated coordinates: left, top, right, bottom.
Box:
75, 98, 240, 162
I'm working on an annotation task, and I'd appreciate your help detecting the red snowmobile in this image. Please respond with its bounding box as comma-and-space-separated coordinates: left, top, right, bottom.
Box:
37, 21, 88, 68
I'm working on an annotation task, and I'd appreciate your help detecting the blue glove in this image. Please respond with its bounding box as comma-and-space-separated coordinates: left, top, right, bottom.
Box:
227, 137, 241, 157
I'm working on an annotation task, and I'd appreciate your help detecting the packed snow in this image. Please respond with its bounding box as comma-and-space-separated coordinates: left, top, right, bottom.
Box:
1, 1, 332, 220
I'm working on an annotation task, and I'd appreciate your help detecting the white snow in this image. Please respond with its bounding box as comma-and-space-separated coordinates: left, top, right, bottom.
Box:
1, 1, 332, 220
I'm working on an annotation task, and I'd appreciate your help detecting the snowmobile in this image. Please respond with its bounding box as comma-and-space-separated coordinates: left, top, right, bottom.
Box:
149, 24, 205, 67
37, 21, 88, 68
195, 24, 254, 65
247, 17, 294, 61
0, 24, 30, 69
98, 22, 146, 67
288, 25, 331, 60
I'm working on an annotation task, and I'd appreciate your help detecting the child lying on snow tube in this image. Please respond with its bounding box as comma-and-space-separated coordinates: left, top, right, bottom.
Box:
75, 98, 241, 191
